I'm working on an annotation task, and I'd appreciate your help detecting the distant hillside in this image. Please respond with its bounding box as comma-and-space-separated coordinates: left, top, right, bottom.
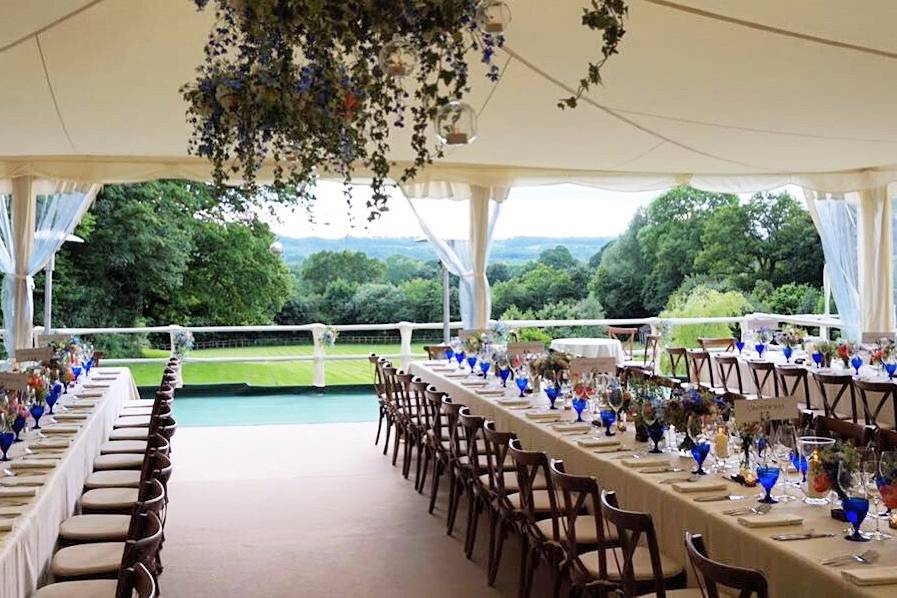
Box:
278, 236, 613, 264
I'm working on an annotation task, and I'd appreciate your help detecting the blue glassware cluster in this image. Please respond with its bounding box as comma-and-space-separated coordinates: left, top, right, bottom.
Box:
46, 383, 62, 414
789, 450, 808, 484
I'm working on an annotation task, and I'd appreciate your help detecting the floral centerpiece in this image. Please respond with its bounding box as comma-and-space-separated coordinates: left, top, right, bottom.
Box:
664, 387, 726, 450
735, 420, 763, 471
836, 340, 856, 368
868, 337, 895, 367
321, 326, 339, 348
488, 320, 512, 345
529, 350, 571, 386
25, 366, 48, 403
775, 326, 805, 348
172, 329, 195, 357
463, 331, 488, 354
812, 340, 837, 368
811, 441, 860, 501
753, 328, 774, 344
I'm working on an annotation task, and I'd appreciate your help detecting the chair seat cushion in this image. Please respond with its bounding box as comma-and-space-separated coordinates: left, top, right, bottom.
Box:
113, 415, 151, 428
81, 488, 139, 511
93, 453, 143, 471
85, 470, 141, 489
59, 514, 131, 542
535, 515, 618, 544
100, 440, 147, 455
478, 471, 547, 492
108, 428, 149, 441
582, 546, 683, 581
507, 490, 555, 513
51, 542, 124, 577
33, 579, 120, 598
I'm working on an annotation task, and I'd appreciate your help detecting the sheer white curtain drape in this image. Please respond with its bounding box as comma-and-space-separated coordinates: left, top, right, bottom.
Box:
0, 179, 98, 354
405, 189, 503, 329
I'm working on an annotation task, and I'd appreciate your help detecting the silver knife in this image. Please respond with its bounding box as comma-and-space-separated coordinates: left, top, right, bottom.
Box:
772, 532, 836, 541
694, 494, 744, 502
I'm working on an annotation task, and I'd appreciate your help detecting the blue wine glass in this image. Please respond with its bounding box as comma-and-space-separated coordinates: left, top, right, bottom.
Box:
851, 355, 863, 376
736, 341, 745, 355
691, 441, 710, 475
755, 344, 766, 359
545, 385, 559, 409
756, 466, 780, 504
84, 357, 93, 376
444, 347, 454, 366
572, 397, 587, 423
479, 360, 491, 378
599, 409, 616, 436
455, 351, 465, 369
886, 362, 897, 380
0, 431, 13, 462
466, 355, 478, 375
30, 403, 45, 430
790, 450, 808, 485
515, 376, 528, 398
783, 346, 793, 363
812, 352, 823, 368
45, 389, 59, 415
840, 462, 871, 541
499, 368, 510, 387
72, 365, 82, 382
647, 422, 666, 453
12, 415, 25, 442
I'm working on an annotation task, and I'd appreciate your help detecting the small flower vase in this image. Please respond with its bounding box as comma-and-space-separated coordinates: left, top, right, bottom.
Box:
12, 415, 26, 442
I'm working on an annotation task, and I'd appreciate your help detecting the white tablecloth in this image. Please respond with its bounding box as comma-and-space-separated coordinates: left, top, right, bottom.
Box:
411, 361, 894, 598
550, 337, 625, 363
0, 368, 137, 598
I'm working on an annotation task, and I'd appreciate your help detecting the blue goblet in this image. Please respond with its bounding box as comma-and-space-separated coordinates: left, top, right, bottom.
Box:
755, 344, 766, 359
691, 441, 710, 475
72, 365, 82, 382
812, 352, 823, 368
756, 466, 780, 504
515, 376, 529, 398
843, 496, 871, 542
783, 346, 793, 363
572, 397, 587, 423
886, 362, 897, 380
736, 341, 745, 355
647, 422, 666, 453
599, 409, 616, 436
455, 351, 465, 369
444, 347, 454, 366
12, 415, 25, 442
499, 368, 511, 387
851, 355, 863, 376
790, 450, 808, 485
479, 360, 491, 378
30, 404, 45, 430
545, 385, 560, 409
46, 389, 59, 415
84, 357, 93, 376
466, 355, 478, 376
0, 431, 13, 462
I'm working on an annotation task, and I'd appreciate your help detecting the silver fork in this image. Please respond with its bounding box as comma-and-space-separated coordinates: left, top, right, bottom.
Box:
723, 503, 773, 516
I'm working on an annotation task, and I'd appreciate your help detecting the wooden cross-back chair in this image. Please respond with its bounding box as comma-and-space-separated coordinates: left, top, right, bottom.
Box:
608, 327, 639, 360
813, 415, 874, 448
876, 427, 897, 451
481, 421, 521, 586
812, 370, 859, 423
684, 532, 768, 598
746, 360, 779, 399
394, 371, 420, 479
410, 378, 433, 491
600, 491, 687, 597
687, 350, 725, 395
853, 379, 897, 428
423, 344, 451, 360
458, 408, 489, 559
715, 354, 748, 396
440, 397, 468, 535
698, 337, 736, 352
424, 388, 450, 511
665, 347, 689, 381
775, 365, 812, 410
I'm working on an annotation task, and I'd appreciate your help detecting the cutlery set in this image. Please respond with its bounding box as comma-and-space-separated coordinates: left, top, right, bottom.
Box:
821, 550, 879, 566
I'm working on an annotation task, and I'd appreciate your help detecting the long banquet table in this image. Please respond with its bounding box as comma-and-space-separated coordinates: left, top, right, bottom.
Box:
0, 367, 137, 598
411, 360, 897, 598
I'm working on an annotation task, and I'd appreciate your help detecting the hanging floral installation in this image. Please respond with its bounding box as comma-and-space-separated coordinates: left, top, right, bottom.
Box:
184, 1, 628, 221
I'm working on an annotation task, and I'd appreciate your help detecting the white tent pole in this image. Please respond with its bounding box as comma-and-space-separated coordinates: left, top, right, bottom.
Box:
857, 186, 894, 334
468, 188, 490, 330
44, 254, 54, 333
10, 176, 36, 351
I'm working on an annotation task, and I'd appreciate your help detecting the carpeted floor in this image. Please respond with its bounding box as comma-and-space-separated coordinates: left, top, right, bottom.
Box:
162, 422, 552, 597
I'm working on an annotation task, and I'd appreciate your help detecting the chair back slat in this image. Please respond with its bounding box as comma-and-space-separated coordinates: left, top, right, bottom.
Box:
685, 533, 769, 598
459, 407, 486, 477
508, 438, 559, 539
775, 365, 811, 410
746, 360, 778, 399
665, 347, 688, 379
715, 355, 744, 394
853, 379, 897, 428
601, 490, 666, 598
698, 337, 736, 352
609, 327, 638, 359
814, 415, 874, 448
812, 371, 859, 423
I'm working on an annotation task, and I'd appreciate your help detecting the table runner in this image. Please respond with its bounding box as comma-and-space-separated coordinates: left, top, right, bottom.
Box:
411, 361, 896, 598
0, 368, 137, 598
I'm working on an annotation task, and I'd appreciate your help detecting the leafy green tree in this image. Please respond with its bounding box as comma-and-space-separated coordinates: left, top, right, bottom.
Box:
661, 284, 753, 350
383, 255, 438, 284
539, 245, 578, 270
399, 278, 451, 322
300, 250, 385, 293
761, 283, 822, 315
590, 212, 651, 318
353, 283, 409, 324
318, 279, 359, 324
487, 262, 512, 283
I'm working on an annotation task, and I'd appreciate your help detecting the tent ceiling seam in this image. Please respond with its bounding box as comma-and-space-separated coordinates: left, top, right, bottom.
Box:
35, 35, 76, 152
0, 0, 107, 55
500, 44, 768, 171
645, 0, 897, 61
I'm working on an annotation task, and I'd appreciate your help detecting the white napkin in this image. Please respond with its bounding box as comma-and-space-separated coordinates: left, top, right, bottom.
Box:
83, 383, 111, 389
577, 437, 621, 448
41, 426, 80, 435
672, 481, 727, 493
28, 438, 71, 449
620, 456, 671, 468
0, 518, 16, 532
737, 514, 803, 528
0, 475, 46, 487
53, 413, 88, 421
76, 391, 104, 398
524, 410, 561, 422
0, 506, 27, 516
461, 381, 488, 387
11, 459, 58, 470
842, 567, 897, 586
0, 487, 37, 498
446, 373, 468, 379
497, 398, 531, 407
553, 422, 592, 434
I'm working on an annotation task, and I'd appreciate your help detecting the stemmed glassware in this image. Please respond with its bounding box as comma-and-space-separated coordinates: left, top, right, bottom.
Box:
466, 354, 478, 376
782, 345, 793, 362
840, 462, 871, 542
756, 462, 781, 504
444, 345, 454, 366
812, 351, 823, 368
515, 369, 529, 398
607, 380, 625, 428
736, 340, 745, 355
886, 360, 897, 380
599, 408, 616, 436
772, 423, 797, 501
877, 451, 897, 522
755, 343, 766, 359
863, 457, 891, 540
498, 367, 511, 387
479, 356, 491, 378
0, 430, 13, 461
851, 354, 864, 376
545, 384, 560, 409
572, 395, 588, 423
454, 349, 466, 370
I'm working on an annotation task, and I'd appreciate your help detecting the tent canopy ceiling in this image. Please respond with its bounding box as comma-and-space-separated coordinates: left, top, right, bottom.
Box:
2, 0, 897, 191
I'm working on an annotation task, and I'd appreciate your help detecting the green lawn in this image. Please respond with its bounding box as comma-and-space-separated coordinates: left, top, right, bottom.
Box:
127, 343, 427, 387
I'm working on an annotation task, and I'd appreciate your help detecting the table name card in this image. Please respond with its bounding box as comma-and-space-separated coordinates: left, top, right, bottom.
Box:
36, 334, 70, 345
0, 372, 29, 392
570, 357, 617, 376
733, 396, 799, 423
15, 348, 53, 363
507, 341, 545, 357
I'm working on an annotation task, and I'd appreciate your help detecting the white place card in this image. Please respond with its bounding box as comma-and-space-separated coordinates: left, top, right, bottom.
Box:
570, 357, 617, 376
507, 342, 546, 357
734, 396, 799, 423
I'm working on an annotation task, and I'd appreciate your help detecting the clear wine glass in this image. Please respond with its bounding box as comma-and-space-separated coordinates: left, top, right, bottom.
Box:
863, 457, 891, 540
773, 423, 797, 501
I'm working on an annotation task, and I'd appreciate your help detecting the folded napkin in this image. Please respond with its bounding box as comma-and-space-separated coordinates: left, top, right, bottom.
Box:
76, 391, 104, 398
594, 445, 629, 454
461, 381, 488, 387
672, 481, 728, 493
0, 506, 27, 516
83, 383, 111, 389
0, 518, 16, 532
95, 368, 123, 373
577, 437, 621, 448
11, 459, 59, 470
737, 514, 803, 528
842, 567, 897, 587
0, 475, 46, 487
620, 456, 671, 468
67, 399, 99, 407
445, 373, 468, 379
41, 425, 80, 435
53, 413, 88, 421
430, 368, 456, 373
497, 398, 531, 407
553, 421, 592, 433
524, 410, 562, 422
28, 438, 71, 449
0, 487, 37, 498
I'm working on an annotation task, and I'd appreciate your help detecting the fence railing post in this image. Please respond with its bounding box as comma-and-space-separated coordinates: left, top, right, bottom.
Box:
398, 322, 413, 371
311, 324, 326, 388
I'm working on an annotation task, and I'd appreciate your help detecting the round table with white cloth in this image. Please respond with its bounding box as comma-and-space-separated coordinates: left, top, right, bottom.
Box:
549, 338, 625, 364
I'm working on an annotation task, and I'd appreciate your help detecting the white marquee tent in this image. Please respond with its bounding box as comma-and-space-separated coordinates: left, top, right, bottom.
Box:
1, 0, 896, 343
